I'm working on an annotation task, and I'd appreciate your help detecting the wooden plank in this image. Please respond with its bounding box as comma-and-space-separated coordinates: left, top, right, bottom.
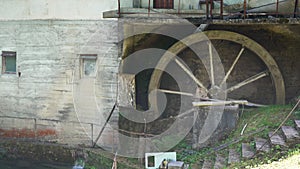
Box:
281, 126, 300, 143
117, 73, 135, 108
268, 132, 287, 147
255, 138, 271, 152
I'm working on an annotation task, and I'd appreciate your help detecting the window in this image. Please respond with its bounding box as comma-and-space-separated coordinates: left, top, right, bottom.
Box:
80, 54, 97, 77
2, 51, 16, 74
153, 0, 174, 9
147, 156, 155, 167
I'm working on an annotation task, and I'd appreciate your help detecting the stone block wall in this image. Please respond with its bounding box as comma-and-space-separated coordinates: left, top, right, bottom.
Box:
0, 20, 119, 149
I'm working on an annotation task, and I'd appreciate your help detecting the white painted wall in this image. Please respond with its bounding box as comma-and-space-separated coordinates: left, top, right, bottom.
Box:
0, 0, 118, 20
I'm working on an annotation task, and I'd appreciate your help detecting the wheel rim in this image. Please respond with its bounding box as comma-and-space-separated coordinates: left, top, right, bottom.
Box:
149, 30, 285, 105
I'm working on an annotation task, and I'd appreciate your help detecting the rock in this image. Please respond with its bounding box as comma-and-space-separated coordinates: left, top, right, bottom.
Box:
168, 161, 184, 169
201, 159, 214, 169
255, 138, 271, 152
268, 132, 287, 147
295, 120, 300, 130
228, 148, 240, 164
214, 153, 226, 169
281, 126, 300, 143
242, 143, 254, 159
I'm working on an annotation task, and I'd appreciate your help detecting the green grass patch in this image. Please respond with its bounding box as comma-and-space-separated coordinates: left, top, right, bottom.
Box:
175, 104, 300, 168
231, 105, 294, 139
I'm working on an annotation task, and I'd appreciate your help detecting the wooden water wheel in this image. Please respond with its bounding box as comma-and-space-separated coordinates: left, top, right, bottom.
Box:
148, 30, 285, 109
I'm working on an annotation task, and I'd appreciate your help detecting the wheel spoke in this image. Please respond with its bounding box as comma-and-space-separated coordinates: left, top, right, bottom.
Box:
226, 71, 269, 93
220, 47, 245, 86
174, 58, 208, 92
157, 89, 194, 97
208, 41, 215, 86
177, 108, 195, 118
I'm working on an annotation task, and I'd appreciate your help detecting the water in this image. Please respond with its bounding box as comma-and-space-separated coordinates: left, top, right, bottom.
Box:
0, 159, 73, 169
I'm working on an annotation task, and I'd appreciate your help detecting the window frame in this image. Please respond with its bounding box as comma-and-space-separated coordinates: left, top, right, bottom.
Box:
1, 51, 17, 74
80, 54, 97, 78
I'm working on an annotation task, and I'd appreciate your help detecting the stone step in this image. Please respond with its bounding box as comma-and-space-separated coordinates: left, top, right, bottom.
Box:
281, 126, 300, 143
268, 132, 287, 147
255, 138, 271, 152
201, 159, 214, 169
242, 143, 254, 159
294, 120, 300, 130
228, 148, 240, 164
214, 153, 227, 169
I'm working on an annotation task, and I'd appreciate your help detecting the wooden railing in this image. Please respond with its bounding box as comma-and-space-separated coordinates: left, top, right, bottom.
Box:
117, 0, 300, 19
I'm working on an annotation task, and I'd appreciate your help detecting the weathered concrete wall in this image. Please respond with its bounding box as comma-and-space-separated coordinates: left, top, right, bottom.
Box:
0, 0, 117, 20
0, 20, 119, 149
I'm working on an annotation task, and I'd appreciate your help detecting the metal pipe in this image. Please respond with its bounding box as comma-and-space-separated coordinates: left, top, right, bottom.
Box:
276, 0, 279, 17
92, 103, 116, 148
294, 0, 299, 18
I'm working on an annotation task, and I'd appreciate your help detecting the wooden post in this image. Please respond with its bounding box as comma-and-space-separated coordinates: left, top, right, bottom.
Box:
243, 0, 247, 19
148, 0, 151, 16
118, 0, 121, 18
220, 0, 223, 19
294, 0, 299, 18
178, 0, 181, 15
206, 0, 209, 19
91, 123, 94, 147
210, 0, 213, 19
34, 118, 37, 140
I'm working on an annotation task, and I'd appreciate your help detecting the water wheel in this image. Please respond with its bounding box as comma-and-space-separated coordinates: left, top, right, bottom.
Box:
148, 30, 285, 109
146, 30, 286, 147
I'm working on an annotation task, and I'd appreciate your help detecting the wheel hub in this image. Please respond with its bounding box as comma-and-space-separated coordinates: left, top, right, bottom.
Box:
208, 85, 222, 98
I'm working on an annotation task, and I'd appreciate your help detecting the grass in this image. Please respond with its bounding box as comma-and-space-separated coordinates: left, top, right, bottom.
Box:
106, 104, 299, 168
228, 104, 296, 140
174, 104, 300, 168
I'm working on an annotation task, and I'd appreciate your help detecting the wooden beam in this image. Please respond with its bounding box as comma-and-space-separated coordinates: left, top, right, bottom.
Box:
220, 0, 223, 19
243, 0, 247, 19
193, 100, 248, 106
294, 0, 299, 18
157, 89, 194, 97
